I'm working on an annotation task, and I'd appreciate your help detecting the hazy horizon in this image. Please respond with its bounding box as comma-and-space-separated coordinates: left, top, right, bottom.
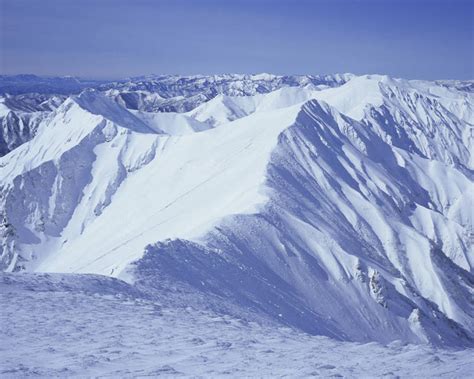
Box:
1, 0, 473, 81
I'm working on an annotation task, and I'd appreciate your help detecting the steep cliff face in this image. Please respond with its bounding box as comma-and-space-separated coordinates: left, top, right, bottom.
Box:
0, 94, 66, 156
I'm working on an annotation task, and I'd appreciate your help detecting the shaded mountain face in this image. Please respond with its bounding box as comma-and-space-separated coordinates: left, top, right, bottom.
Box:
0, 74, 473, 347
0, 94, 67, 156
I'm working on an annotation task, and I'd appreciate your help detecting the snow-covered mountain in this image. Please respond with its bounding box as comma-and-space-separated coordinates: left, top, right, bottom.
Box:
0, 93, 66, 156
0, 74, 352, 156
0, 73, 473, 348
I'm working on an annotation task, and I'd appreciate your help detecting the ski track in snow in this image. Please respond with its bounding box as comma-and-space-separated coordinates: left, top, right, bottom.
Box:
1, 273, 473, 378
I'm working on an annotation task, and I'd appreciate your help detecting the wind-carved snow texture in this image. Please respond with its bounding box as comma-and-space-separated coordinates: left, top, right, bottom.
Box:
0, 73, 473, 359
2, 272, 473, 377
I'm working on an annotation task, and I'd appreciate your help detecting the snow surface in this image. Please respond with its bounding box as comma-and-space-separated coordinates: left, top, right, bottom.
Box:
1, 272, 473, 377
1, 73, 473, 373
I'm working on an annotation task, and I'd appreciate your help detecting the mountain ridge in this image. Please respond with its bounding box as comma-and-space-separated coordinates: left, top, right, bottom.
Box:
0, 73, 472, 347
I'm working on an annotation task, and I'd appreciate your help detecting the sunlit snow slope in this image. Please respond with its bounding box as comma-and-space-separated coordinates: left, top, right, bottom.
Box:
0, 74, 473, 347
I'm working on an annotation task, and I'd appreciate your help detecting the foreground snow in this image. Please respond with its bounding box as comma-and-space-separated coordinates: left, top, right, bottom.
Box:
1, 273, 472, 378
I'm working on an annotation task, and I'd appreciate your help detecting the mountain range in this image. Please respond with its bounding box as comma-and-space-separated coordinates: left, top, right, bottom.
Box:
1, 73, 473, 350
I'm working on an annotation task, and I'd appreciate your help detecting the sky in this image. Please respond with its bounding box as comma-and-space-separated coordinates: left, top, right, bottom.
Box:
0, 0, 472, 80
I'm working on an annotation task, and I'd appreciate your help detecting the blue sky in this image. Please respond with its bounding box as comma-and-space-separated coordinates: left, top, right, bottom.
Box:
0, 0, 472, 79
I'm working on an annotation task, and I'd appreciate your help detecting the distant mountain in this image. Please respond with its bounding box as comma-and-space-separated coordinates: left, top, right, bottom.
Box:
0, 74, 109, 95
0, 73, 354, 156
0, 73, 473, 347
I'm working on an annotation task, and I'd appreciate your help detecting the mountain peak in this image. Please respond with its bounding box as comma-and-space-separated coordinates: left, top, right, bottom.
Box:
70, 90, 158, 134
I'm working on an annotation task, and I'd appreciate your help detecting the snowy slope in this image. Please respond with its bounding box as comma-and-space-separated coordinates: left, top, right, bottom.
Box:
5, 95, 304, 275
3, 272, 473, 377
0, 74, 473, 348
130, 110, 212, 134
